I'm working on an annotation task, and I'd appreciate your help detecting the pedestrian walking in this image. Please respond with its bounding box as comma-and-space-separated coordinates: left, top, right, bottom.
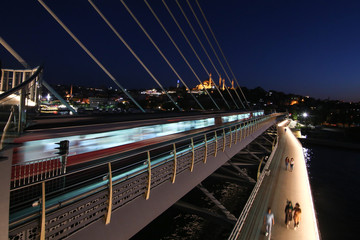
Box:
290, 158, 295, 172
293, 203, 301, 230
284, 201, 293, 228
264, 207, 275, 239
285, 157, 289, 170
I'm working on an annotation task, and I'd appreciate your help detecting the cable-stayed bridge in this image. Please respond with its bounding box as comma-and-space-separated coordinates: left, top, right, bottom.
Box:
2, 110, 283, 240
1, 1, 319, 239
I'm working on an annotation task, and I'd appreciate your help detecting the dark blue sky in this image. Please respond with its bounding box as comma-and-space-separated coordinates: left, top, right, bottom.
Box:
1, 0, 359, 102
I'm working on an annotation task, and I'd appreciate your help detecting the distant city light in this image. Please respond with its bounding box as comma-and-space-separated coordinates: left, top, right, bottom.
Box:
303, 112, 308, 118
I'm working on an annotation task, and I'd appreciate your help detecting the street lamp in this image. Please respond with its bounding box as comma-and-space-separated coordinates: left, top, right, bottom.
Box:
302, 112, 308, 126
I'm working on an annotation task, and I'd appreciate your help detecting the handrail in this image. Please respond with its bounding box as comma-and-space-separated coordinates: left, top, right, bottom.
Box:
0, 107, 14, 150
11, 114, 272, 185
228, 124, 280, 240
9, 114, 281, 231
0, 65, 43, 101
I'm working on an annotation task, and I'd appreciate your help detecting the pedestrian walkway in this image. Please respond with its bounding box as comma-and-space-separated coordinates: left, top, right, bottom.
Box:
234, 121, 320, 240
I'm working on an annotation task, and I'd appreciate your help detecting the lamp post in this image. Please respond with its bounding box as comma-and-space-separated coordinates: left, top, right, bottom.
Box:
302, 112, 308, 126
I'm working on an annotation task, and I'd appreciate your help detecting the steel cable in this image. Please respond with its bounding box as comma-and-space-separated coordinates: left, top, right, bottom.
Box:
185, 0, 241, 109
89, 0, 183, 111
144, 0, 209, 111
173, 0, 235, 109
162, 0, 227, 110
37, 0, 145, 113
195, 0, 250, 109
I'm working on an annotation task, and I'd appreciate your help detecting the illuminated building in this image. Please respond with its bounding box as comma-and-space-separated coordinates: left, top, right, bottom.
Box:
194, 74, 217, 91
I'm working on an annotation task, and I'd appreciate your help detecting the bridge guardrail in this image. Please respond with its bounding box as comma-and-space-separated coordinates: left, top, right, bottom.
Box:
227, 122, 280, 240
0, 66, 43, 138
9, 113, 283, 240
11, 155, 66, 189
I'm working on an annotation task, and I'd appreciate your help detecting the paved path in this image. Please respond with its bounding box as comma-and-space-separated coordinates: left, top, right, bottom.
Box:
236, 122, 320, 240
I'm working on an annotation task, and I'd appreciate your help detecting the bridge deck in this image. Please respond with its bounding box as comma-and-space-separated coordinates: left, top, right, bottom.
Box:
236, 124, 320, 239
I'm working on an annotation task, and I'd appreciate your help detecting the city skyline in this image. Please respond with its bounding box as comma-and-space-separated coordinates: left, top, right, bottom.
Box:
1, 0, 359, 102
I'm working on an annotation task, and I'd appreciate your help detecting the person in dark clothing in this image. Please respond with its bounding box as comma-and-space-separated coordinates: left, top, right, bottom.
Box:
284, 201, 293, 228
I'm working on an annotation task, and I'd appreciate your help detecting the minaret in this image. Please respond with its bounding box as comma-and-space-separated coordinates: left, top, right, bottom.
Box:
231, 80, 234, 89
222, 78, 225, 91
209, 73, 212, 88
219, 76, 222, 88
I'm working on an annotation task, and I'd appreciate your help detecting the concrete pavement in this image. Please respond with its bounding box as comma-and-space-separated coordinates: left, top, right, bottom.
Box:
235, 122, 320, 240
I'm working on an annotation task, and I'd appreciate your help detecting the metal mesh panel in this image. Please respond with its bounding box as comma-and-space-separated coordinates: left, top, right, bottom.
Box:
194, 147, 205, 165
151, 161, 173, 188
112, 173, 147, 209
177, 152, 192, 174
9, 190, 108, 240
46, 191, 108, 240
9, 221, 39, 240
208, 141, 215, 155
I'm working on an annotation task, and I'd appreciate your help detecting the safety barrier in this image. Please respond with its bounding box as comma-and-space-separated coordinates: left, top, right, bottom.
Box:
227, 124, 279, 240
11, 155, 66, 189
8, 114, 282, 240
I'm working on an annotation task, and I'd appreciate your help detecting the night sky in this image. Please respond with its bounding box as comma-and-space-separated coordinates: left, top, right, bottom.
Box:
1, 0, 359, 102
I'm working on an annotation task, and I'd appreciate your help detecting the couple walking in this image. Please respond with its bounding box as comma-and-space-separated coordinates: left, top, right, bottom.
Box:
263, 202, 302, 239
285, 201, 301, 230
285, 156, 294, 172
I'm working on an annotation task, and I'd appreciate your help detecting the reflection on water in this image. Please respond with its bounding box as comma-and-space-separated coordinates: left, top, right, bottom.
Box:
302, 147, 313, 176
303, 144, 359, 240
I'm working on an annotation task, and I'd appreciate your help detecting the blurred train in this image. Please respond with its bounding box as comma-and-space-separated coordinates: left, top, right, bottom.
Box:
12, 110, 264, 167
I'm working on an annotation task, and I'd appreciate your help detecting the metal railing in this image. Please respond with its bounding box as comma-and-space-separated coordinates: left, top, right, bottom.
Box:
8, 114, 282, 240
0, 66, 43, 140
11, 155, 66, 189
228, 125, 279, 240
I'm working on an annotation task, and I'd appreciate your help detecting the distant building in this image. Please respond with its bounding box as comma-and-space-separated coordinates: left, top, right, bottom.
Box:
193, 73, 234, 91
140, 89, 162, 96
194, 74, 216, 91
89, 97, 107, 108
